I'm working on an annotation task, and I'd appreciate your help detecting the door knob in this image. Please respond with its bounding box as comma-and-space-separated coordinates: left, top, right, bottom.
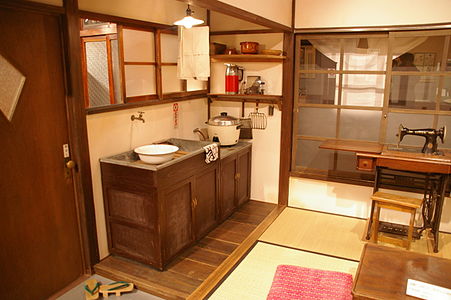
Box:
65, 160, 76, 169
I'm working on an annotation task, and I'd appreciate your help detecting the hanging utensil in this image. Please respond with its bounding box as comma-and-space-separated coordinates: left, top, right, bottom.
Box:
249, 102, 267, 130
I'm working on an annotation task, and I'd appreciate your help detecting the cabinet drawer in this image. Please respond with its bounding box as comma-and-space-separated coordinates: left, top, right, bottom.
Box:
357, 156, 375, 171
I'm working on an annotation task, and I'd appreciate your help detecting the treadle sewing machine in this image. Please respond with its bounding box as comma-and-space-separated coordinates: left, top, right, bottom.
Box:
396, 124, 446, 155
319, 124, 451, 252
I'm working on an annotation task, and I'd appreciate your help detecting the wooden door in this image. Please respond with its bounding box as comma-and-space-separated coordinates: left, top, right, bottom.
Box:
219, 155, 237, 221
0, 7, 84, 299
193, 166, 218, 238
237, 149, 251, 206
162, 178, 193, 262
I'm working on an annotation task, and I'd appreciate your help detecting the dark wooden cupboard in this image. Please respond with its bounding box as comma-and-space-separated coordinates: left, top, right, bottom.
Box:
100, 142, 251, 270
219, 144, 252, 221
101, 151, 219, 270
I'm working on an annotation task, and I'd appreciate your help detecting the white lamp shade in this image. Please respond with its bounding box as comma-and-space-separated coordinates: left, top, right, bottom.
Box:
174, 16, 204, 29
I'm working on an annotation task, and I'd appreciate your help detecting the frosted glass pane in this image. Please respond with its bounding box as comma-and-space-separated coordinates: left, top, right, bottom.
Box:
296, 140, 333, 170
385, 113, 434, 145
437, 116, 451, 149
161, 34, 178, 63
339, 110, 381, 141
300, 39, 340, 70
125, 65, 156, 97
162, 66, 183, 93
123, 29, 155, 62
187, 79, 207, 91
341, 74, 385, 107
298, 108, 337, 138
86, 41, 110, 107
392, 36, 445, 72
342, 37, 388, 71
389, 75, 438, 110
336, 151, 358, 172
448, 37, 451, 71
110, 39, 123, 104
299, 74, 338, 104
441, 77, 451, 110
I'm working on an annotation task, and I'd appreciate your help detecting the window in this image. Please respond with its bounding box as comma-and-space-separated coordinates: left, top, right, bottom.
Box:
292, 30, 451, 184
80, 18, 208, 112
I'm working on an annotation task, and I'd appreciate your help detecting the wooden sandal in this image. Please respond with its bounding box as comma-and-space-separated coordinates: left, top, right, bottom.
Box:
99, 281, 134, 298
84, 279, 100, 300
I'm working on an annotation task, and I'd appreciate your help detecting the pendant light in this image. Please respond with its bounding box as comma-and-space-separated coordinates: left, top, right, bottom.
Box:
174, 5, 204, 28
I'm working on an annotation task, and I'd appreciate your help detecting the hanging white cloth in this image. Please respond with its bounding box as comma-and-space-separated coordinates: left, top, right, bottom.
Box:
177, 26, 210, 81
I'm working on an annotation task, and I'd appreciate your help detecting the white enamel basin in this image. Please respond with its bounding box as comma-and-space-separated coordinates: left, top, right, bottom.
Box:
134, 144, 179, 164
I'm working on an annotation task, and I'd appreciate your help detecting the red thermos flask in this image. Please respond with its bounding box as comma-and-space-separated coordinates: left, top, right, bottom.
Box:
225, 64, 244, 94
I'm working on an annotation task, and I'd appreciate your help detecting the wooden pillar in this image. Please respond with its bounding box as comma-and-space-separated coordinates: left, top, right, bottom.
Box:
278, 32, 294, 206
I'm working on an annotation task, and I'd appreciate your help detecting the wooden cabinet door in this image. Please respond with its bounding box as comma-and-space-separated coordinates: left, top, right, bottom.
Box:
219, 155, 237, 221
193, 165, 219, 239
236, 149, 251, 206
161, 178, 194, 262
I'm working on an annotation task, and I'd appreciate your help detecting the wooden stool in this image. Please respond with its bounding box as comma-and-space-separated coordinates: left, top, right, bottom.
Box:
370, 191, 423, 250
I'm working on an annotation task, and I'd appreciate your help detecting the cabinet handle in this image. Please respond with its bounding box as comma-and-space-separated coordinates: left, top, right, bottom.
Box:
235, 173, 241, 180
194, 197, 198, 208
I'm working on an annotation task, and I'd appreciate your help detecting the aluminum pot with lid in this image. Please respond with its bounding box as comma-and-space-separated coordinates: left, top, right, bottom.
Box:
206, 112, 241, 146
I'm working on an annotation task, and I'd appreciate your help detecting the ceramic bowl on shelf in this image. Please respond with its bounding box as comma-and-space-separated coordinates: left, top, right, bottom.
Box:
240, 41, 259, 54
134, 144, 179, 164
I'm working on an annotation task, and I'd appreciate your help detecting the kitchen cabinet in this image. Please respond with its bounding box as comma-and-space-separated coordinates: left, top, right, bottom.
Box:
219, 143, 252, 221
100, 139, 219, 270
100, 139, 251, 270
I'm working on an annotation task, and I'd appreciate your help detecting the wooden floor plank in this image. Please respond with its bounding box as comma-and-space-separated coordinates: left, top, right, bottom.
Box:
180, 246, 229, 267
197, 237, 239, 255
94, 200, 277, 300
207, 227, 248, 244
215, 219, 257, 235
229, 211, 268, 225
166, 257, 216, 281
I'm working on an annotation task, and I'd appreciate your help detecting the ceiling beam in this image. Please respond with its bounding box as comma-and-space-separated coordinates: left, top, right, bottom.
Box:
176, 0, 292, 32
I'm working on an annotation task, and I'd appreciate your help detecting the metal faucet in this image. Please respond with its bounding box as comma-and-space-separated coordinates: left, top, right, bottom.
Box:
131, 111, 145, 123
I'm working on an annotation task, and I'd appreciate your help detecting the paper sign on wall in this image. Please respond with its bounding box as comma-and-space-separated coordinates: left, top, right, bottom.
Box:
0, 54, 26, 121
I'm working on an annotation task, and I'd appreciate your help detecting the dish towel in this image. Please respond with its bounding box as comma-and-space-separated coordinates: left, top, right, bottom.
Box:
267, 265, 353, 300
177, 26, 210, 81
203, 143, 219, 164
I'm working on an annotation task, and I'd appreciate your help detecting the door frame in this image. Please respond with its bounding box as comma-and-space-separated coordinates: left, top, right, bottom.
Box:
0, 0, 100, 273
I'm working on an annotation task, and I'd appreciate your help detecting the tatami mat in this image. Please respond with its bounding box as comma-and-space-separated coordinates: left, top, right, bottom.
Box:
208, 242, 359, 300
259, 208, 366, 261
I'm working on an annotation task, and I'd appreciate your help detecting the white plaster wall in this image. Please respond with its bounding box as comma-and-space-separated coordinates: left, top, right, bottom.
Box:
210, 34, 283, 203
295, 0, 451, 28
79, 0, 207, 26
87, 99, 207, 259
219, 0, 292, 28
289, 177, 451, 233
210, 11, 268, 31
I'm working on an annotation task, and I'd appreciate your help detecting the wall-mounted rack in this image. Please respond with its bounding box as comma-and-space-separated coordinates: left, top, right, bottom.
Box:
207, 93, 282, 118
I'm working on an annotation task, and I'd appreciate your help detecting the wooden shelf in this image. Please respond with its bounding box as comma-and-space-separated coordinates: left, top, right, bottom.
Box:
207, 93, 282, 109
211, 54, 286, 63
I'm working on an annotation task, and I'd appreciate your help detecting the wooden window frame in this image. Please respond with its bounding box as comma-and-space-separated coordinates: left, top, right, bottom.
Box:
81, 12, 208, 114
291, 30, 451, 186
80, 34, 118, 108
